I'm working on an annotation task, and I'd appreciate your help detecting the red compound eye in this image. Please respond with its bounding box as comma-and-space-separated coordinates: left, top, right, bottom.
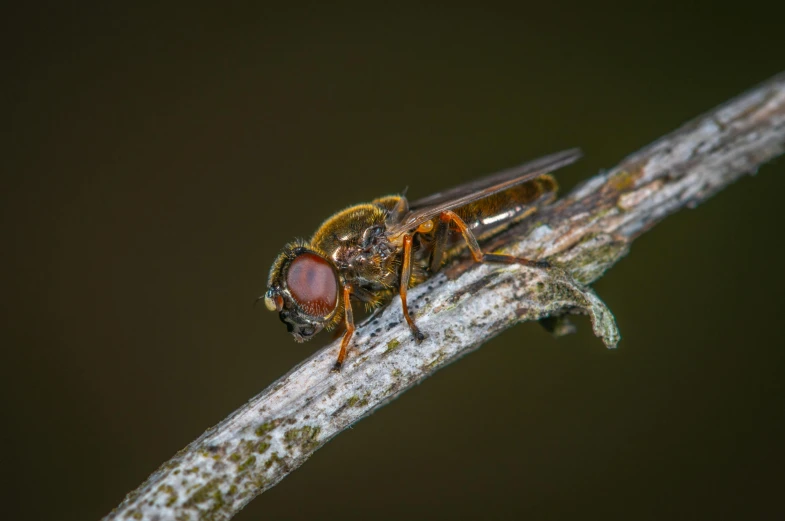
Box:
286, 253, 338, 317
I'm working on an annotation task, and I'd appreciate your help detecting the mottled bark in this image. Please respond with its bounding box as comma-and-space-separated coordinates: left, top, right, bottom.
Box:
104, 72, 785, 521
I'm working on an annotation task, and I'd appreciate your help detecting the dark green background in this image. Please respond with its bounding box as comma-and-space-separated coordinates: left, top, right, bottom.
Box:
3, 3, 784, 520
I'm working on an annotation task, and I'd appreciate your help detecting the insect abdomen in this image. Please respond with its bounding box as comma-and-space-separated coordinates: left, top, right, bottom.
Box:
457, 175, 557, 241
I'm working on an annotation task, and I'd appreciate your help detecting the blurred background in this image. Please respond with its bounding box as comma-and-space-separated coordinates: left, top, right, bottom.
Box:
2, 2, 784, 520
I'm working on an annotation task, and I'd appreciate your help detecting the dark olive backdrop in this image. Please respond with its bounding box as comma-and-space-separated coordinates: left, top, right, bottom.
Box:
2, 3, 784, 521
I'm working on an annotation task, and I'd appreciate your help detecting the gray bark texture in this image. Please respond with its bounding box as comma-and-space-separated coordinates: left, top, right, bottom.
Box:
104, 71, 785, 521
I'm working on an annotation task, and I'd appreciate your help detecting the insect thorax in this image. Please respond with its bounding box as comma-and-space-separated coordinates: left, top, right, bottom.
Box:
310, 203, 401, 291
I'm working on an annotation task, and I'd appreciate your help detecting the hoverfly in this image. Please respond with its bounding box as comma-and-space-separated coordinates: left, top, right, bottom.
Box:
263, 148, 581, 370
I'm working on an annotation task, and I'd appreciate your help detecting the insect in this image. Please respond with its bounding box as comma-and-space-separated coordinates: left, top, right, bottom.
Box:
263, 148, 582, 370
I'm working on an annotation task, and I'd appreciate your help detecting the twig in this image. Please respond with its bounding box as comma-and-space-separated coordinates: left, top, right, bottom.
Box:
104, 72, 785, 521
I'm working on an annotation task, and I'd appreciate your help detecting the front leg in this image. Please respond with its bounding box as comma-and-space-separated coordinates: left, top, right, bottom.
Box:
332, 284, 355, 372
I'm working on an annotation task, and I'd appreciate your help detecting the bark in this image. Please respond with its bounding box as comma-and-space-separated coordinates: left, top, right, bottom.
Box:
104, 71, 785, 521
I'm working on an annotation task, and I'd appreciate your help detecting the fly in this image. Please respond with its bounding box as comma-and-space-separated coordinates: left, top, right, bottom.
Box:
262, 148, 582, 370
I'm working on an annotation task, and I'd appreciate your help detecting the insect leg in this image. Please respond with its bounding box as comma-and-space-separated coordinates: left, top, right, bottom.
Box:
440, 210, 550, 268
400, 234, 425, 342
332, 285, 355, 372
428, 218, 450, 274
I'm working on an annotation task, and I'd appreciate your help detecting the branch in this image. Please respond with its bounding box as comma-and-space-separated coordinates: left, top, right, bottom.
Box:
104, 72, 785, 521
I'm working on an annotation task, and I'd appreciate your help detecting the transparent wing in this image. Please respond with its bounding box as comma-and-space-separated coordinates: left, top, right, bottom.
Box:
387, 148, 582, 237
